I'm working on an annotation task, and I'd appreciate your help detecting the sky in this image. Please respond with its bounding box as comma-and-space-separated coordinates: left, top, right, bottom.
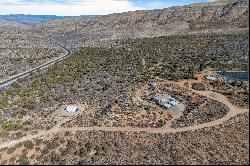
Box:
0, 0, 214, 16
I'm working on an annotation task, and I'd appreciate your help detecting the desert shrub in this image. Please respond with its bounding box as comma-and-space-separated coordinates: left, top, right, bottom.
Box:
21, 98, 36, 110
46, 141, 60, 150
85, 142, 93, 150
1, 119, 23, 131
35, 147, 40, 151
23, 140, 34, 150
61, 148, 70, 156
79, 147, 87, 157
22, 148, 28, 154
18, 154, 30, 165
67, 140, 77, 149
1, 160, 7, 165
7, 147, 16, 154
0, 96, 8, 109
9, 156, 16, 163
0, 147, 8, 152
43, 140, 50, 145
50, 151, 61, 164
35, 138, 43, 146
15, 131, 24, 138
65, 131, 72, 136
0, 130, 9, 138
41, 148, 50, 155
16, 142, 23, 148
60, 140, 77, 156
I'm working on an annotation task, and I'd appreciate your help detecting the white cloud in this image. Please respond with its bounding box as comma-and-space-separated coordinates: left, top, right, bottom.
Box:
0, 0, 144, 16
146, 1, 165, 8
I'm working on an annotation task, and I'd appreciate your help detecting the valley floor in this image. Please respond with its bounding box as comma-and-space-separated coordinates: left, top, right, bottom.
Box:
0, 84, 248, 150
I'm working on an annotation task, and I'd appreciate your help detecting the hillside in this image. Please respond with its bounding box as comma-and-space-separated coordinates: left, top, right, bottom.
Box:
0, 27, 248, 166
0, 113, 248, 165
0, 0, 249, 165
0, 30, 248, 149
36, 0, 249, 47
0, 20, 65, 81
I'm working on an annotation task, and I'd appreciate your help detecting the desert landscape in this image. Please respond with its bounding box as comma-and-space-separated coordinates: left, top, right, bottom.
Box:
0, 0, 249, 165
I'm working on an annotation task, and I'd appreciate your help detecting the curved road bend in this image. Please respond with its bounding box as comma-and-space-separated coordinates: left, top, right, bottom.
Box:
0, 90, 248, 149
0, 38, 72, 88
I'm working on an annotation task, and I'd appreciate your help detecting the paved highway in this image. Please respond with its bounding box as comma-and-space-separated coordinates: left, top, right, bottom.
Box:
0, 38, 72, 89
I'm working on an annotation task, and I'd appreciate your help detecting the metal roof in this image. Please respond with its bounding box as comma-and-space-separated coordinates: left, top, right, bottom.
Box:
65, 105, 77, 112
163, 103, 172, 109
153, 93, 171, 101
169, 100, 180, 106
206, 76, 217, 81
152, 93, 180, 109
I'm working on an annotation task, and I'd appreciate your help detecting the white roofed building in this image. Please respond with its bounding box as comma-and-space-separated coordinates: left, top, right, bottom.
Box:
205, 76, 217, 81
65, 105, 78, 112
151, 93, 180, 109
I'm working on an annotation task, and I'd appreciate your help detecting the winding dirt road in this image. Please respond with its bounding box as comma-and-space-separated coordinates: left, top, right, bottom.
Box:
0, 90, 248, 149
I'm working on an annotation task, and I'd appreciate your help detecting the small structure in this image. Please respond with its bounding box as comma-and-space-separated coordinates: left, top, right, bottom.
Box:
53, 104, 85, 117
205, 76, 217, 81
148, 80, 157, 87
65, 105, 78, 113
153, 94, 171, 104
151, 93, 180, 109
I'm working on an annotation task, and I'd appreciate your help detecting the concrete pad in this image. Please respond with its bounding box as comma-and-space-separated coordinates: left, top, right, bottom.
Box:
52, 104, 85, 117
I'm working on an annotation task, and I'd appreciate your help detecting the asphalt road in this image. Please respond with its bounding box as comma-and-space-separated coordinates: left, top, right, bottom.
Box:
0, 38, 72, 89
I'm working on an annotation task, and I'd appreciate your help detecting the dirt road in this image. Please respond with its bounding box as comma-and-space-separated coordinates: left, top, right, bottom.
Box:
0, 90, 248, 149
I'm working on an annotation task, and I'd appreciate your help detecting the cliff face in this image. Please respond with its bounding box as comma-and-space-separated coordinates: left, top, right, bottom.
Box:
89, 0, 248, 29
37, 0, 249, 47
